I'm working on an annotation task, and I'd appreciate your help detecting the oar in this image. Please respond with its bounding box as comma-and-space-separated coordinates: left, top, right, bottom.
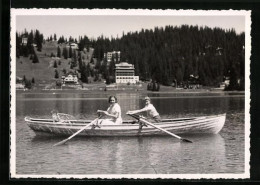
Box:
53, 116, 101, 146
127, 114, 192, 143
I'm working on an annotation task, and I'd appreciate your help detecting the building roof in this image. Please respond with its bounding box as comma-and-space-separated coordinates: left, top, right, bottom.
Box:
115, 62, 133, 67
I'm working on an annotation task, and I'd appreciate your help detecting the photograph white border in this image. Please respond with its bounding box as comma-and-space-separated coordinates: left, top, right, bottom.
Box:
10, 9, 251, 179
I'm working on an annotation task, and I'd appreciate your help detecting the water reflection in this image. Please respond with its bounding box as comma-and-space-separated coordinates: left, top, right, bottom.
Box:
17, 93, 243, 120
28, 134, 226, 174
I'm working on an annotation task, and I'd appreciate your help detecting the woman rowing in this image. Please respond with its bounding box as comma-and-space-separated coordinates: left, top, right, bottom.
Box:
127, 96, 162, 123
97, 95, 123, 125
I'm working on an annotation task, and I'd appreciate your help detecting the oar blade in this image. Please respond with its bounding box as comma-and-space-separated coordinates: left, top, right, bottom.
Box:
181, 138, 193, 143
53, 139, 69, 146
53, 116, 101, 147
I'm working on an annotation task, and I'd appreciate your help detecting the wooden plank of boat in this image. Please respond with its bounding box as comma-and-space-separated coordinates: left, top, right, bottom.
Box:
24, 114, 226, 137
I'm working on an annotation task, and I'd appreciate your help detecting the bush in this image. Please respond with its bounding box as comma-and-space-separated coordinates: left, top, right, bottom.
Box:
32, 53, 39, 63
24, 79, 32, 89
56, 80, 62, 87
147, 81, 160, 91
62, 69, 67, 75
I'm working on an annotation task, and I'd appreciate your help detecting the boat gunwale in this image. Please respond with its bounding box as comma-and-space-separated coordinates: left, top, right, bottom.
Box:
25, 114, 226, 128
25, 114, 226, 136
25, 114, 225, 122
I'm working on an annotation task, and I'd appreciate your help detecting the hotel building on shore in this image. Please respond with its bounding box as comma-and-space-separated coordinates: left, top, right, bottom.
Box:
115, 62, 139, 84
104, 51, 121, 62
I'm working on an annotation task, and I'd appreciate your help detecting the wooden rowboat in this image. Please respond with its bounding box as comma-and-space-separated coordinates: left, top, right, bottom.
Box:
25, 114, 226, 137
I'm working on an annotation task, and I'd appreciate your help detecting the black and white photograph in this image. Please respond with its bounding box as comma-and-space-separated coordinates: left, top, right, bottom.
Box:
10, 9, 250, 179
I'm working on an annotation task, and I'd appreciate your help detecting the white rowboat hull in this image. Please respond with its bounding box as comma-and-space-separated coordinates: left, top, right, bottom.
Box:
25, 114, 226, 137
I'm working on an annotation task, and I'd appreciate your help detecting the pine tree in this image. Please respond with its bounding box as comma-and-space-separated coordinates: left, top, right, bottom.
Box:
71, 50, 77, 67
53, 61, 58, 68
22, 46, 29, 57
69, 46, 73, 58
35, 30, 42, 51
58, 36, 65, 44
32, 50, 39, 63
54, 69, 59, 79
27, 30, 34, 54
95, 58, 101, 70
109, 60, 115, 77
57, 46, 61, 58
62, 47, 68, 59
16, 32, 21, 57
23, 75, 26, 84
80, 63, 89, 83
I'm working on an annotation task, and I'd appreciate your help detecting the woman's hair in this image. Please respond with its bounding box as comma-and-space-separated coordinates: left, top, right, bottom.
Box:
108, 96, 117, 103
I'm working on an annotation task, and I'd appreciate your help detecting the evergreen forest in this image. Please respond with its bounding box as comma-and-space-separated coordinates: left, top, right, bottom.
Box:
16, 25, 245, 90
90, 25, 245, 90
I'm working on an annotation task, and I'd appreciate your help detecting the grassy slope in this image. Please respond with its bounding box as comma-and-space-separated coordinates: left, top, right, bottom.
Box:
16, 41, 84, 85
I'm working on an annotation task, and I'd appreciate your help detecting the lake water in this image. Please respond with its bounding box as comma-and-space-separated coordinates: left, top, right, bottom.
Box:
15, 91, 245, 176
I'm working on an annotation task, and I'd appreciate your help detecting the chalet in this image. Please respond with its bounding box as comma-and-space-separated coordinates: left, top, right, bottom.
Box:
16, 84, 25, 90
224, 76, 230, 86
62, 74, 79, 84
216, 47, 223, 56
21, 36, 28, 45
16, 77, 25, 89
66, 43, 78, 50
16, 76, 23, 83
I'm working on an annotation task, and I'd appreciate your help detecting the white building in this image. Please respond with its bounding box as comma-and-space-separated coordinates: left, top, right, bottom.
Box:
115, 62, 139, 84
22, 37, 28, 45
67, 43, 78, 50
104, 51, 120, 62
62, 74, 79, 84
16, 84, 25, 90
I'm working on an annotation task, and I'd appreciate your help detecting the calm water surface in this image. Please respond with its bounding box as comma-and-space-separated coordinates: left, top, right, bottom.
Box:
15, 92, 245, 175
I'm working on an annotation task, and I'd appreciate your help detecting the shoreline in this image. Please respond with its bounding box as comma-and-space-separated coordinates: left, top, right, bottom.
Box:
16, 88, 245, 95
15, 81, 245, 95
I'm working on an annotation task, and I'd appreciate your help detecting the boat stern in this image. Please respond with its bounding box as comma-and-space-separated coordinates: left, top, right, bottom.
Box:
212, 114, 226, 134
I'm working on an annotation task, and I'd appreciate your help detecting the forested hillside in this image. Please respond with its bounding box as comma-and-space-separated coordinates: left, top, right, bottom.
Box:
16, 25, 245, 90
91, 25, 245, 90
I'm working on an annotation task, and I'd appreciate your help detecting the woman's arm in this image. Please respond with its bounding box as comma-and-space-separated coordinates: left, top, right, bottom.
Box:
97, 110, 119, 119
105, 111, 119, 119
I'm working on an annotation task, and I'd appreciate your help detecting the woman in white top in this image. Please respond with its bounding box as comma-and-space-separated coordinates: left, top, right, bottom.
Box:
97, 96, 123, 125
127, 96, 162, 122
